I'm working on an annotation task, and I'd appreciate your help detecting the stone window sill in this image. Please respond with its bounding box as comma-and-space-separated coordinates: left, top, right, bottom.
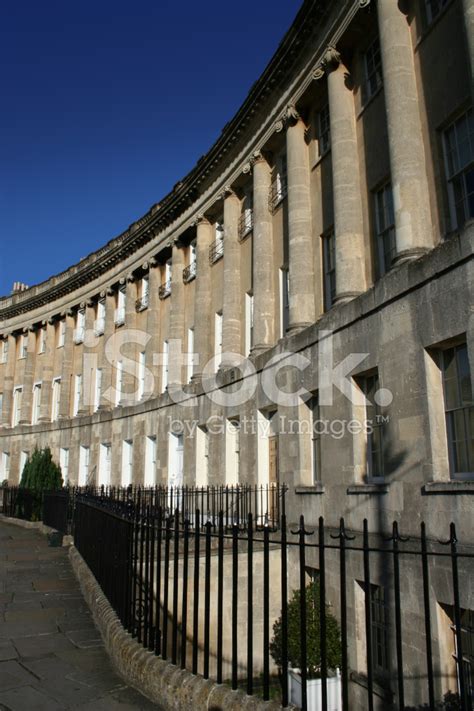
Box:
423, 481, 474, 494
347, 483, 389, 495
295, 483, 325, 495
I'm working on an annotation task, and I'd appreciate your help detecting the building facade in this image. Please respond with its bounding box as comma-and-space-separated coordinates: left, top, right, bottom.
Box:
0, 0, 473, 705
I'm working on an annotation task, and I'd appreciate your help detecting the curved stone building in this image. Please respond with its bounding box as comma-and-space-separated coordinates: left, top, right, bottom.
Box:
1, 0, 473, 703
1, 0, 473, 532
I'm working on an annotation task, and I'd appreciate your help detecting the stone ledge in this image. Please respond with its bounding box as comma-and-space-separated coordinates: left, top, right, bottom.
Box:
346, 484, 389, 495
422, 481, 474, 495
295, 484, 325, 495
68, 544, 293, 711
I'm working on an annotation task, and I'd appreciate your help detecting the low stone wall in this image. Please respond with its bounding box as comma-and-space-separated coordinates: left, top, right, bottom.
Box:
0, 513, 73, 545
69, 544, 294, 711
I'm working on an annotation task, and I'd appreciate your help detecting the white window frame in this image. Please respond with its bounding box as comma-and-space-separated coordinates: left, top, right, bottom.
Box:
19, 334, 28, 359
0, 339, 8, 364
279, 268, 290, 338
93, 369, 102, 412
19, 450, 29, 482
98, 442, 112, 487
121, 439, 133, 487
94, 299, 106, 336
78, 445, 90, 486
115, 287, 126, 326
59, 447, 69, 484
51, 377, 61, 422
214, 312, 223, 370
57, 319, 66, 348
31, 382, 42, 425
162, 340, 169, 393
187, 327, 195, 383
73, 374, 82, 417
37, 327, 46, 354
74, 309, 85, 344
245, 292, 254, 357
1, 452, 10, 482
115, 360, 123, 406
144, 435, 157, 486
12, 386, 23, 427
138, 352, 145, 400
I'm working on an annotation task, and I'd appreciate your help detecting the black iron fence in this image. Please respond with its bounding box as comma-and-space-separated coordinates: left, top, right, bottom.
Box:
1, 484, 286, 534
73, 497, 473, 711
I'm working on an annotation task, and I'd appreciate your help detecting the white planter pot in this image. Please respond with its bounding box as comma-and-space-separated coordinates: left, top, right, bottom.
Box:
288, 668, 342, 711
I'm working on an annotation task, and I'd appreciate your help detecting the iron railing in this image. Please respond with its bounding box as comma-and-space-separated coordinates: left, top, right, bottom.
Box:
73, 499, 473, 711
159, 279, 171, 299
209, 239, 224, 264
182, 262, 196, 283
43, 490, 71, 533
238, 210, 253, 241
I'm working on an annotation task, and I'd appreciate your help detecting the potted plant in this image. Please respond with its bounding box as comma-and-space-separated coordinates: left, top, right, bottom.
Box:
270, 579, 342, 710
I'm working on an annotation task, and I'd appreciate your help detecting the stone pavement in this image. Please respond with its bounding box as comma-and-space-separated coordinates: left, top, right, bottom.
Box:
0, 520, 160, 710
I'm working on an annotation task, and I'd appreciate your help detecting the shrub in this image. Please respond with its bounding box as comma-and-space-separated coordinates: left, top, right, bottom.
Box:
270, 579, 342, 679
19, 447, 63, 520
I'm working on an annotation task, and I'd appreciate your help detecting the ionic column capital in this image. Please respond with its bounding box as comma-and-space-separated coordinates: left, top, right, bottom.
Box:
322, 45, 341, 73
192, 213, 210, 226
274, 104, 301, 134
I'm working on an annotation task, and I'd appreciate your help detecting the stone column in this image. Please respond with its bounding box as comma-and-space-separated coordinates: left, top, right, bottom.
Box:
1, 335, 16, 427
58, 312, 75, 419
19, 328, 36, 424
192, 217, 213, 381
324, 48, 367, 300
98, 290, 116, 410
462, 0, 474, 94
250, 153, 275, 353
39, 321, 56, 421
285, 110, 316, 331
377, 2, 433, 258
221, 190, 241, 365
168, 241, 185, 386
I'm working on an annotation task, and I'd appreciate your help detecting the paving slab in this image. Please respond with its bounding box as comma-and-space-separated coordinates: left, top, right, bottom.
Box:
0, 520, 161, 709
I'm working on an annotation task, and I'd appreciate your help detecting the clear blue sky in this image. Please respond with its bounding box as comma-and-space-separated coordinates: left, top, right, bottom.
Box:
0, 0, 302, 296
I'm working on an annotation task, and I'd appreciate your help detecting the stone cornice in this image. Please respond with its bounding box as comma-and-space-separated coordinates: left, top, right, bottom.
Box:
0, 0, 362, 324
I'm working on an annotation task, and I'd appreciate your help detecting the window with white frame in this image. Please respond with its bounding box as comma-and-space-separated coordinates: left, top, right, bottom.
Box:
99, 442, 112, 487
162, 340, 169, 392
78, 445, 90, 486
0, 339, 8, 364
279, 267, 290, 338
1, 452, 10, 481
187, 328, 195, 383
443, 109, 474, 231
19, 334, 28, 359
440, 342, 473, 478
183, 242, 197, 282
374, 182, 396, 277
51, 378, 61, 421
363, 37, 383, 104
115, 360, 123, 406
318, 103, 331, 156
144, 435, 157, 486
57, 319, 66, 348
160, 261, 172, 297
12, 386, 23, 427
73, 374, 82, 416
19, 450, 29, 482
115, 287, 126, 325
93, 369, 102, 412
214, 312, 223, 370
59, 447, 69, 484
37, 327, 46, 354
137, 276, 149, 311
424, 0, 450, 25
137, 352, 145, 400
121, 439, 133, 487
270, 152, 288, 210
0, 393, 3, 420
239, 187, 253, 240
245, 292, 254, 357
195, 425, 209, 487
74, 309, 85, 344
31, 383, 42, 425
322, 231, 336, 310
209, 222, 224, 263
94, 299, 106, 336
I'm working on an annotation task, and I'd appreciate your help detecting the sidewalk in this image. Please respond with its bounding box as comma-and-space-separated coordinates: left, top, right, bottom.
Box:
0, 520, 161, 710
